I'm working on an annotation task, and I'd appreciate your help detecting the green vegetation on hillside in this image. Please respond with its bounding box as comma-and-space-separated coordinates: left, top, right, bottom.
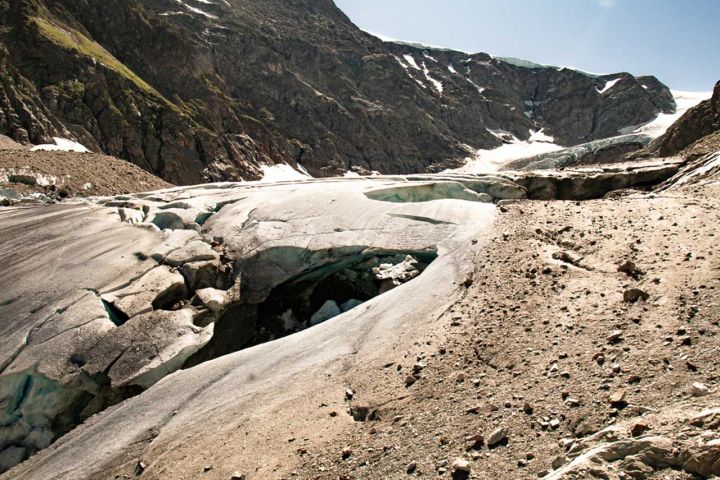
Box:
31, 16, 166, 102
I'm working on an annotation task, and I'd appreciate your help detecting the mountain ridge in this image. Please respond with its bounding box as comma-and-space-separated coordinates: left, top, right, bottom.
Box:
0, 0, 676, 184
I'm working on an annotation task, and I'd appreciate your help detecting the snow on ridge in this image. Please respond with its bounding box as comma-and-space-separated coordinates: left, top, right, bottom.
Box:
173, 0, 218, 19
393, 55, 427, 89
465, 77, 486, 94
597, 78, 621, 94
403, 54, 421, 71
529, 129, 555, 143
31, 137, 90, 153
422, 62, 443, 93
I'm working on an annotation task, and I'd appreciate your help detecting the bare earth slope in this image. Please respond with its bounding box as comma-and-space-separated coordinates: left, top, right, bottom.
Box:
0, 149, 172, 199
290, 183, 720, 480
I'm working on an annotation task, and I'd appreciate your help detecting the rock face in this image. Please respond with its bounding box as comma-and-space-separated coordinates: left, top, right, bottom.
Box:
0, 0, 674, 183
544, 407, 720, 479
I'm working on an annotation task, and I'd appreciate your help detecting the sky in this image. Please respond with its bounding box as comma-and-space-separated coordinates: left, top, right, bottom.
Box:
334, 0, 719, 91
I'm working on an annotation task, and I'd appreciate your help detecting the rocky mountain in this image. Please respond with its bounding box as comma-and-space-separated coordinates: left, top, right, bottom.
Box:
0, 0, 675, 184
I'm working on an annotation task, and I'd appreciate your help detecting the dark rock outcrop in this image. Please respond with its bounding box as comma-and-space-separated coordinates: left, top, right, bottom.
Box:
0, 0, 676, 184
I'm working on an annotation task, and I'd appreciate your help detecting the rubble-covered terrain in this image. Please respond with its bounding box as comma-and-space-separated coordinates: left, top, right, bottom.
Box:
0, 147, 171, 203
0, 136, 717, 478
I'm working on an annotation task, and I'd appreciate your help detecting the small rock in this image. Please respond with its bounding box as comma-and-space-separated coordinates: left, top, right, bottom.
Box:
624, 288, 650, 303
618, 261, 643, 278
607, 330, 623, 344
135, 461, 146, 476
341, 447, 352, 460
406, 461, 417, 474
689, 382, 709, 397
404, 375, 417, 387
630, 422, 650, 437
345, 388, 354, 400
522, 402, 534, 414
551, 455, 567, 469
451, 458, 471, 473
609, 390, 628, 408
230, 473, 246, 480
487, 427, 508, 448
350, 405, 372, 421
465, 434, 484, 450
195, 288, 229, 313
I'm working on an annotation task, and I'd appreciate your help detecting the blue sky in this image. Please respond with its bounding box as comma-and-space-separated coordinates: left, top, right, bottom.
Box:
335, 0, 719, 91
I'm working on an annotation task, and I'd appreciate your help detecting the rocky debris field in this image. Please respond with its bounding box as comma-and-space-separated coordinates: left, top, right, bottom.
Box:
0, 149, 172, 203
288, 181, 720, 480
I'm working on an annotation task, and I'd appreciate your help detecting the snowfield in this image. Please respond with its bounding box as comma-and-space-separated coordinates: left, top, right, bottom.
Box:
447, 129, 563, 173
627, 90, 712, 138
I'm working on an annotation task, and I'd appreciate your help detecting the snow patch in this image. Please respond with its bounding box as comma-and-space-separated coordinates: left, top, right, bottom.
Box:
422, 62, 443, 93
466, 77, 485, 94
447, 130, 562, 173
31, 138, 90, 153
448, 64, 457, 74
172, 0, 218, 19
259, 164, 311, 183
597, 78, 621, 94
529, 129, 555, 143
403, 54, 421, 71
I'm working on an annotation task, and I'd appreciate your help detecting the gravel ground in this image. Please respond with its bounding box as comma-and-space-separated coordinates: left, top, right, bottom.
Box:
0, 149, 171, 199
289, 183, 720, 480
